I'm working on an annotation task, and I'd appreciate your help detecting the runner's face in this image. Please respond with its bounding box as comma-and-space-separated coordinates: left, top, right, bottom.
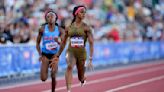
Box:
46, 12, 56, 24
77, 8, 86, 20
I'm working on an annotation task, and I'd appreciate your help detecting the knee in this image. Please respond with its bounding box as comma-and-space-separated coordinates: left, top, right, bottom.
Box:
41, 78, 47, 82
40, 76, 47, 82
67, 65, 73, 71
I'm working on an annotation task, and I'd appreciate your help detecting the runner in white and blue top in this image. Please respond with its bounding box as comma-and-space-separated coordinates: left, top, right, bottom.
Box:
36, 9, 64, 92
42, 24, 60, 54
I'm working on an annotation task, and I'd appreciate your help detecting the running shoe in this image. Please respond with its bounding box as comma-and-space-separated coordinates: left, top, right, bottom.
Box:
81, 80, 86, 87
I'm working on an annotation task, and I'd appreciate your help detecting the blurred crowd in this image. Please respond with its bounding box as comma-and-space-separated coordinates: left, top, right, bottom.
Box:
0, 0, 164, 44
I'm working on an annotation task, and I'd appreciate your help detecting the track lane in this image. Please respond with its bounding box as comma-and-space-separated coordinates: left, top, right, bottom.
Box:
1, 61, 164, 92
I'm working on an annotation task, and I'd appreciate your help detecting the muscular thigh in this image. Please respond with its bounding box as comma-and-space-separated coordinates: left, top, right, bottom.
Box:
75, 51, 86, 70
66, 51, 76, 67
41, 56, 49, 72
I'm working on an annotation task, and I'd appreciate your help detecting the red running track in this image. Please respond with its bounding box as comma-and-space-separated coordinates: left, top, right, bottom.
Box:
0, 60, 164, 92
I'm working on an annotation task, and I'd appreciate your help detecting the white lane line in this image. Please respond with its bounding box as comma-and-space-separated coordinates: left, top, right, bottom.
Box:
1, 61, 164, 90
105, 75, 164, 92
42, 64, 164, 92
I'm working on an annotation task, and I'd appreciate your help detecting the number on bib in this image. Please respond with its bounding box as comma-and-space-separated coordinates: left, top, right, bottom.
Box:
70, 37, 84, 47
46, 42, 58, 50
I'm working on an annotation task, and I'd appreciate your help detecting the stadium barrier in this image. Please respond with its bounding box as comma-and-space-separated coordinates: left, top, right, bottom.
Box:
0, 41, 164, 77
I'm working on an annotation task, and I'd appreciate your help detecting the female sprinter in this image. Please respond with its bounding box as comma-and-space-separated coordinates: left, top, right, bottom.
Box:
56, 5, 94, 92
36, 10, 64, 92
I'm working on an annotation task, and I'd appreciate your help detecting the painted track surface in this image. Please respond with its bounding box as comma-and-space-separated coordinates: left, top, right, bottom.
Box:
0, 60, 164, 92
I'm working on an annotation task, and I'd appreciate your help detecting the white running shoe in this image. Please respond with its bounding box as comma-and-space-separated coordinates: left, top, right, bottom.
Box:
81, 80, 86, 87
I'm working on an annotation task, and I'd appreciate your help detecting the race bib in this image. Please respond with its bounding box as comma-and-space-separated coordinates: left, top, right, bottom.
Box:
70, 37, 84, 47
45, 42, 58, 50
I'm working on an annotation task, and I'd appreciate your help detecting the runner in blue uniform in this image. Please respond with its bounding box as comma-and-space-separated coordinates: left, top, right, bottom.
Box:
36, 9, 64, 92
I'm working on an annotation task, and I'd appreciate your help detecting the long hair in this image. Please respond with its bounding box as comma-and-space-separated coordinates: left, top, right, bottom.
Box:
71, 5, 86, 25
